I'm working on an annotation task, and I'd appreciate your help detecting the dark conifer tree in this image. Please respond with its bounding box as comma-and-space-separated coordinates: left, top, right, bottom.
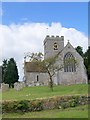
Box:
84, 47, 90, 81
3, 58, 19, 88
2, 59, 7, 83
75, 46, 84, 57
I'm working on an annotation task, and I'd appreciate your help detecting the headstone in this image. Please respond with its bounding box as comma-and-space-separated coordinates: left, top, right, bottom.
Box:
1, 83, 9, 92
36, 82, 39, 86
14, 82, 26, 91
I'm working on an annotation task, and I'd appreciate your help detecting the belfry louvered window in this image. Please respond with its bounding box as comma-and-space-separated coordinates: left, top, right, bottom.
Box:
64, 52, 76, 72
54, 42, 58, 50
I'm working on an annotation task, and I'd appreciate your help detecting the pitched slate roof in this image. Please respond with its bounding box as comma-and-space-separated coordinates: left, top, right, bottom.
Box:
24, 61, 47, 73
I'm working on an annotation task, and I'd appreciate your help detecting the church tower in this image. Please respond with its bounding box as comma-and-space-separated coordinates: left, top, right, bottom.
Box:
44, 35, 64, 59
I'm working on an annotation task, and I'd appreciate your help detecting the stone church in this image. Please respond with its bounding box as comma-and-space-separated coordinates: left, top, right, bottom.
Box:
24, 35, 87, 86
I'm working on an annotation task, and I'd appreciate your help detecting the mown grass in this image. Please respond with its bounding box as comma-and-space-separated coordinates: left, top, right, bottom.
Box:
2, 105, 88, 118
2, 84, 88, 101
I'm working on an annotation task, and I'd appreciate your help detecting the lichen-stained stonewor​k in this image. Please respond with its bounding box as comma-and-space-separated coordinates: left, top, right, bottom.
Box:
24, 35, 87, 86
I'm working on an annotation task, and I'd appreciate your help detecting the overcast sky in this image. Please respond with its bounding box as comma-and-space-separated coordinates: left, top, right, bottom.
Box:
0, 2, 88, 81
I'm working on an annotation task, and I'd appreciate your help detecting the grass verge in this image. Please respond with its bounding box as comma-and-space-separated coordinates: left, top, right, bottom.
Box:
2, 105, 88, 118
2, 84, 88, 101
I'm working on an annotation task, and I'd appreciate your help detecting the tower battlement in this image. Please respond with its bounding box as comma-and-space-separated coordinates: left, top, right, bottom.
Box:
45, 35, 64, 39
46, 35, 64, 38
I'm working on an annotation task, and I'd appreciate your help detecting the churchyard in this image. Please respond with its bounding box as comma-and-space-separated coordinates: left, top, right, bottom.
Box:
2, 84, 88, 101
1, 84, 89, 118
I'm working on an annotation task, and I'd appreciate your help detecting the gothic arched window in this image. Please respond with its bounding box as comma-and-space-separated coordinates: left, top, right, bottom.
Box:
64, 52, 76, 72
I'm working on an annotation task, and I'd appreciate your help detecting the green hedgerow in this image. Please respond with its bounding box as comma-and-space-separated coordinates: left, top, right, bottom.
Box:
13, 100, 29, 112
29, 100, 43, 111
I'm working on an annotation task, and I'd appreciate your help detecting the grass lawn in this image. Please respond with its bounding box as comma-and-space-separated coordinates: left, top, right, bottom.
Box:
2, 105, 88, 118
2, 84, 88, 101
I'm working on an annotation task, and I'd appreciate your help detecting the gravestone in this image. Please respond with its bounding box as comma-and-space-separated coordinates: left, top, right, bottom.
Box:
1, 83, 9, 92
14, 82, 26, 91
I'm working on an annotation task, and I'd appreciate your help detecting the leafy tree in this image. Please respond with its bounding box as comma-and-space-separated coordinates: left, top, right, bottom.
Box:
24, 52, 43, 62
42, 57, 56, 91
75, 46, 84, 57
24, 52, 60, 91
3, 58, 19, 88
41, 56, 63, 91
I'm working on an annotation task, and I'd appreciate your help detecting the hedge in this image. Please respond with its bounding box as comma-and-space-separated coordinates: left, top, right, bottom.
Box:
2, 95, 88, 113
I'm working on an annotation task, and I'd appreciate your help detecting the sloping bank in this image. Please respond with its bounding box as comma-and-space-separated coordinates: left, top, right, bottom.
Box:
2, 95, 89, 113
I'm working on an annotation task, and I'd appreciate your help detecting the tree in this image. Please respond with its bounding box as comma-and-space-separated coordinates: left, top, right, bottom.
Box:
43, 58, 56, 91
24, 52, 60, 91
24, 52, 78, 91
0, 66, 2, 84
2, 59, 8, 83
3, 58, 19, 88
24, 52, 43, 62
75, 46, 84, 57
42, 56, 63, 91
75, 46, 90, 81
84, 46, 90, 81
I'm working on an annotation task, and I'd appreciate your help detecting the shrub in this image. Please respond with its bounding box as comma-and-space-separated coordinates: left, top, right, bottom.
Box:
60, 102, 68, 109
70, 99, 77, 107
2, 95, 88, 113
59, 102, 70, 109
13, 100, 29, 112
2, 101, 17, 113
29, 100, 43, 111
69, 97, 79, 107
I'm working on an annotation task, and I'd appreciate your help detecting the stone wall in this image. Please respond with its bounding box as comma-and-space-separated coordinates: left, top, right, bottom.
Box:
44, 35, 64, 59
25, 72, 49, 86
53, 42, 88, 85
2, 95, 88, 113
